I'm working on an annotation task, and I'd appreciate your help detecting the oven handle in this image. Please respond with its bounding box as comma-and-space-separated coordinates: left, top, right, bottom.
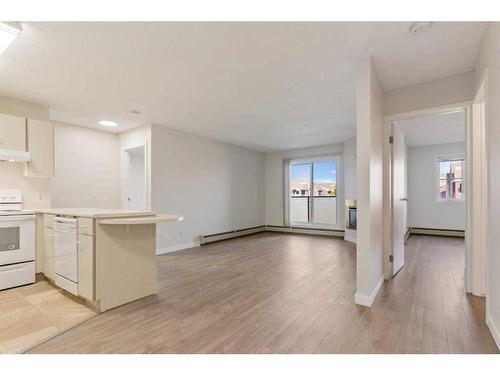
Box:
53, 228, 77, 235
0, 215, 35, 222
54, 217, 78, 224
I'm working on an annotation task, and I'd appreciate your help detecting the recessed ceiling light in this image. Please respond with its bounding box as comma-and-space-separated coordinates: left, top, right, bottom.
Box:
98, 120, 118, 127
409, 22, 433, 34
0, 22, 22, 56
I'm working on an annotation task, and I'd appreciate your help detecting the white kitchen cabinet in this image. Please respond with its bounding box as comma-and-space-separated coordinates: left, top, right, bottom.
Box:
24, 119, 54, 178
42, 219, 55, 280
0, 113, 26, 151
77, 231, 95, 301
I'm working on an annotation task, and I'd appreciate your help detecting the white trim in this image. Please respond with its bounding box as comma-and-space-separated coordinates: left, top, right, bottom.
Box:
383, 101, 472, 281
266, 226, 344, 237
486, 315, 500, 351
470, 74, 488, 297
410, 227, 465, 238
354, 275, 384, 307
201, 226, 266, 244
344, 228, 356, 243
156, 241, 201, 255
122, 144, 150, 211
283, 158, 291, 227
287, 154, 343, 230
384, 101, 472, 123
290, 154, 341, 165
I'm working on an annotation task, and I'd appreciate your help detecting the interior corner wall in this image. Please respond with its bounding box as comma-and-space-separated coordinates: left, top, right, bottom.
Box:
355, 57, 385, 306
51, 122, 121, 208
384, 72, 474, 116
150, 125, 266, 253
118, 124, 152, 210
474, 22, 500, 349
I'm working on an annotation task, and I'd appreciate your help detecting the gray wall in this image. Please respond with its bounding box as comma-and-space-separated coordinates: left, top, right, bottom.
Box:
151, 124, 266, 251
407, 142, 465, 230
474, 22, 500, 347
51, 122, 121, 208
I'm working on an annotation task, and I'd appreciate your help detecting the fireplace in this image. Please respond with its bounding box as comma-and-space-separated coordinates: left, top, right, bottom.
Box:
345, 199, 357, 230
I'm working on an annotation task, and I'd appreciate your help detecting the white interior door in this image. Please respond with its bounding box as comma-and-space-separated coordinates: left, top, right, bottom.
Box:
391, 123, 407, 275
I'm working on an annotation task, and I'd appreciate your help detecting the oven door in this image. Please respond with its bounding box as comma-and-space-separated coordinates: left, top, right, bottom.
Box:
0, 215, 35, 266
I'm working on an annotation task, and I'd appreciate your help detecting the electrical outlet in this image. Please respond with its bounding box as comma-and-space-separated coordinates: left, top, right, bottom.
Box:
92, 193, 98, 201
37, 193, 43, 200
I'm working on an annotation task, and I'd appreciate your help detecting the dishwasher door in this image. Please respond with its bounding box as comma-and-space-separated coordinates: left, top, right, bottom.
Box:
54, 217, 78, 295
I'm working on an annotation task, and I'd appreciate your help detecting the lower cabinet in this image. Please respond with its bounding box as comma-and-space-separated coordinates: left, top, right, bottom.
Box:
42, 214, 55, 280
77, 232, 94, 301
37, 214, 95, 302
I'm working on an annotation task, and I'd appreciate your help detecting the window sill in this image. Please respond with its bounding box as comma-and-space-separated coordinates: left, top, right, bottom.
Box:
436, 199, 465, 204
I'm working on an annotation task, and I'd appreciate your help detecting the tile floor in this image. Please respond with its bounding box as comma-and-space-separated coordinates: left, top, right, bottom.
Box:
0, 280, 97, 353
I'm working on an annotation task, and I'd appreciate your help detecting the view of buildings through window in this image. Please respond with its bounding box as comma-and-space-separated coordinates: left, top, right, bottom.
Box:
290, 161, 337, 197
438, 159, 464, 200
289, 160, 337, 224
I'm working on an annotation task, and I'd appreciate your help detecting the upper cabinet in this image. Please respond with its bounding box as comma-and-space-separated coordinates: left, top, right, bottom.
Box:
24, 119, 54, 178
0, 113, 26, 151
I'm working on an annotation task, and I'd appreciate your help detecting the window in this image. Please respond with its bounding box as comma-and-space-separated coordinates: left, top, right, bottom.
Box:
437, 157, 465, 201
289, 158, 338, 225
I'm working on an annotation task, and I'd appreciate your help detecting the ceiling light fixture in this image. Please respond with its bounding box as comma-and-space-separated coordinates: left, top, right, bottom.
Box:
409, 22, 433, 34
98, 120, 118, 127
0, 22, 22, 56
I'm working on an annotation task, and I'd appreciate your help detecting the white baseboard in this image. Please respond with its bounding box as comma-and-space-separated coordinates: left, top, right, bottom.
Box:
486, 314, 500, 351
410, 227, 465, 238
266, 225, 344, 237
201, 226, 266, 244
156, 241, 200, 255
344, 229, 357, 243
354, 275, 384, 307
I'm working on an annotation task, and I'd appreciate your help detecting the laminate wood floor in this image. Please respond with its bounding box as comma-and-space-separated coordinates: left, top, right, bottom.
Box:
28, 233, 498, 354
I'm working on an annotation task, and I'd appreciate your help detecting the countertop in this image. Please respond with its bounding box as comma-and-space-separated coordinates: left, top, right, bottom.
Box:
35, 208, 155, 219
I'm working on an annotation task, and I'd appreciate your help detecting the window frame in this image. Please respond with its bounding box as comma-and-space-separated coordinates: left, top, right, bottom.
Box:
288, 154, 342, 229
435, 154, 466, 203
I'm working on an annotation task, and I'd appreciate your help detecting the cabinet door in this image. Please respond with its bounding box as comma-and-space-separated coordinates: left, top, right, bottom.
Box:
42, 226, 55, 280
35, 214, 44, 273
24, 119, 54, 178
0, 113, 26, 150
78, 233, 95, 301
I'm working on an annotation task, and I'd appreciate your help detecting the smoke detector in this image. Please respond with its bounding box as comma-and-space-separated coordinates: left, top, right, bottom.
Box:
409, 22, 433, 34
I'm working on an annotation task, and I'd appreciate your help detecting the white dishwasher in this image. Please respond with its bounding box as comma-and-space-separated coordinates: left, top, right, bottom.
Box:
54, 217, 78, 295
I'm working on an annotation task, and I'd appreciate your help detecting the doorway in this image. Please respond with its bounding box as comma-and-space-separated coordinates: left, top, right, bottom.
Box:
124, 145, 147, 210
386, 106, 469, 278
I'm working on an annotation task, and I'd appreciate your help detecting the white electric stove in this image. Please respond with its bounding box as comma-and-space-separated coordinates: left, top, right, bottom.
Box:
0, 189, 35, 290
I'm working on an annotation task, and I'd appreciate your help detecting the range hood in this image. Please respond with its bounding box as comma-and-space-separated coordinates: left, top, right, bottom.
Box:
0, 148, 31, 162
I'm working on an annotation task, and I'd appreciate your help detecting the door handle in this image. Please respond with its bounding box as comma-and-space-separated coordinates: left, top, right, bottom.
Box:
400, 197, 408, 202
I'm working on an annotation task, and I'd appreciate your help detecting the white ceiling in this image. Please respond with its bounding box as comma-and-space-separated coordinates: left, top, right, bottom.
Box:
0, 22, 487, 152
396, 110, 466, 147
